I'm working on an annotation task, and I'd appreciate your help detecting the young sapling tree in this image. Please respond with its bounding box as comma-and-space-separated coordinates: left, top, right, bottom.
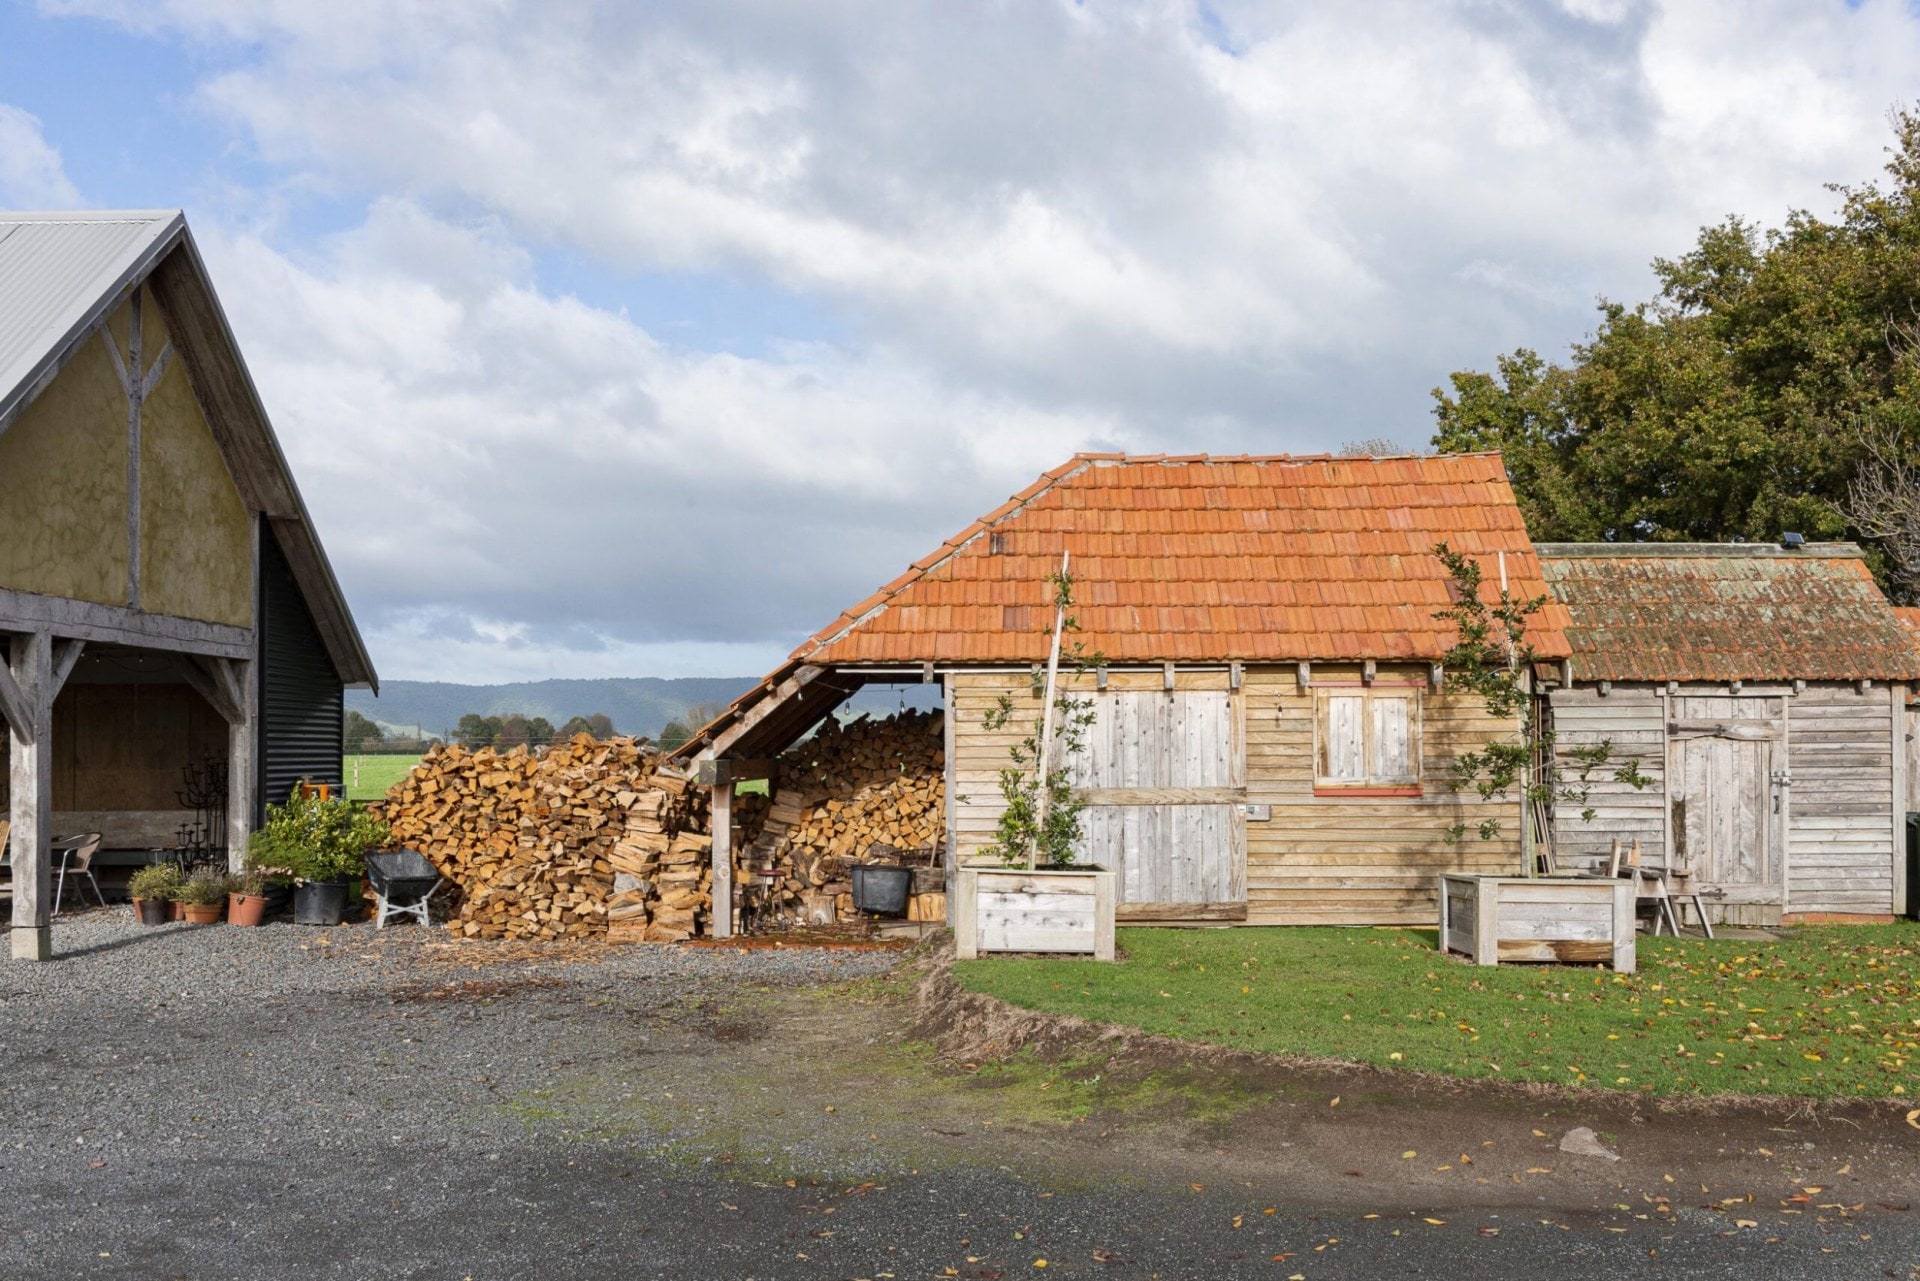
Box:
1431, 542, 1649, 855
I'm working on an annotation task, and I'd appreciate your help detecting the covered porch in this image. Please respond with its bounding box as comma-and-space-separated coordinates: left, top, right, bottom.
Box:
3, 602, 255, 960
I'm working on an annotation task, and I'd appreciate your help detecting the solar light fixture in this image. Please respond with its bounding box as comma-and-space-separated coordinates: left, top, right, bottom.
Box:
1781, 531, 1806, 548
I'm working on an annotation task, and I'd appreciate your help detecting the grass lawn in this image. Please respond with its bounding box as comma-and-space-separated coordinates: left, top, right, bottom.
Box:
344, 753, 422, 803
954, 924, 1920, 1099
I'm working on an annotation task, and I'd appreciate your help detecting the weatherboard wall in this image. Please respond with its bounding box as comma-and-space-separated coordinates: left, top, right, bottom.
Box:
1785, 683, 1898, 917
947, 664, 1524, 927
1546, 681, 1902, 922
1239, 664, 1523, 926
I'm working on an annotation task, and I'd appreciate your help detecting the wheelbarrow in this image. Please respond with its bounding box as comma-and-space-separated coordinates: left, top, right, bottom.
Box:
364, 850, 445, 929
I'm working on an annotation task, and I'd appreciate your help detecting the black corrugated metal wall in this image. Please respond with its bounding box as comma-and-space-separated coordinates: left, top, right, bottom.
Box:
257, 520, 344, 819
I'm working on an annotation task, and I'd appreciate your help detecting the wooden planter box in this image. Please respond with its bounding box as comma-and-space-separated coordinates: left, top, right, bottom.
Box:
1439, 874, 1636, 973
954, 865, 1116, 961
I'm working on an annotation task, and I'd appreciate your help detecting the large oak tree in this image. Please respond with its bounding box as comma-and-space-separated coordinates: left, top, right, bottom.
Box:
1433, 110, 1920, 598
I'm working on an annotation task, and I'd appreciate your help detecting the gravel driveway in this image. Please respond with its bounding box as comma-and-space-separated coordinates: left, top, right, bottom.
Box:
3, 911, 1915, 1280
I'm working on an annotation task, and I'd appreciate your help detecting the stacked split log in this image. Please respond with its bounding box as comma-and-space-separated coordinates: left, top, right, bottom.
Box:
740, 709, 947, 926
378, 735, 708, 941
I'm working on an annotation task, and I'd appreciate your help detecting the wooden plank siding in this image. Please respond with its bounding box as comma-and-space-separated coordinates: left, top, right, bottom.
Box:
1546, 682, 1901, 920
1787, 683, 1897, 916
1241, 665, 1523, 925
1545, 686, 1667, 870
947, 665, 1529, 926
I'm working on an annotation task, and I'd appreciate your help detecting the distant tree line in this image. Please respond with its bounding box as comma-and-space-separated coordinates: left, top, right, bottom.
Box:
344, 711, 436, 755
346, 702, 730, 756
450, 711, 616, 751
650, 702, 728, 754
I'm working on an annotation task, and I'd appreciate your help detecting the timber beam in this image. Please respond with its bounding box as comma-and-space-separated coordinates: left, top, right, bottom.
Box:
0, 587, 252, 659
696, 757, 779, 786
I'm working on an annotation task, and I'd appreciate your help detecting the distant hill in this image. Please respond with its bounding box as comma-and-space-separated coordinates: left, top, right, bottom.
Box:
348, 676, 938, 741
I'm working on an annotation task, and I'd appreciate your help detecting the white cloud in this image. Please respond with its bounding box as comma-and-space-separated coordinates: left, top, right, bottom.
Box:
199, 202, 1126, 680
0, 103, 81, 207
39, 0, 1920, 679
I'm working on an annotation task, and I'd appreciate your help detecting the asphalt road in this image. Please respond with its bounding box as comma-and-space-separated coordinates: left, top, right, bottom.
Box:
2, 915, 1914, 1280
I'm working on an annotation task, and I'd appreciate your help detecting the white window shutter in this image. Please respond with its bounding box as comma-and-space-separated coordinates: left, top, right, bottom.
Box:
1372, 694, 1413, 782
1322, 694, 1366, 781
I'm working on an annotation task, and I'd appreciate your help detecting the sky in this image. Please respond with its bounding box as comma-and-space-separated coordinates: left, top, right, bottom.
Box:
2, 0, 1918, 685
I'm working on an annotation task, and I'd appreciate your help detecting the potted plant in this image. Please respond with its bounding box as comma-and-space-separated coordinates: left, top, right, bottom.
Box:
955, 555, 1116, 961
176, 867, 232, 924
227, 867, 280, 927
128, 862, 183, 926
250, 787, 390, 927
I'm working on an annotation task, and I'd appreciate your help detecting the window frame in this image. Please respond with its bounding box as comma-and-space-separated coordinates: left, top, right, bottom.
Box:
1312, 682, 1424, 797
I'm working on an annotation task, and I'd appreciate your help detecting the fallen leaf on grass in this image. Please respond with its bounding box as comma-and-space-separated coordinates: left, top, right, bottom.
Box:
1231, 1215, 1243, 1229
1329, 1096, 1341, 1108
1906, 1109, 1920, 1130
1401, 1150, 1417, 1159
1423, 1218, 1447, 1226
1735, 1219, 1759, 1229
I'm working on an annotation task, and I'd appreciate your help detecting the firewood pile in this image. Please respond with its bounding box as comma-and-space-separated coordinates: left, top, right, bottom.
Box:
377, 735, 709, 941
740, 709, 947, 925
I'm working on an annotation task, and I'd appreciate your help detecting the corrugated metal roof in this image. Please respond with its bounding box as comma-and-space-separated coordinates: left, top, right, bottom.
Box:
1540, 544, 1920, 682
0, 211, 183, 425
792, 451, 1569, 665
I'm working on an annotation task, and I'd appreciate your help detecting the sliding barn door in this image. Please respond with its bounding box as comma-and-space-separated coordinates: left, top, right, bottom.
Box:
1069, 690, 1246, 918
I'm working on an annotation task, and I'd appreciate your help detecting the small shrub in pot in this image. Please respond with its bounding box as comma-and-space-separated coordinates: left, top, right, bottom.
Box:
128, 863, 183, 926
251, 787, 390, 925
228, 867, 278, 927
177, 867, 233, 924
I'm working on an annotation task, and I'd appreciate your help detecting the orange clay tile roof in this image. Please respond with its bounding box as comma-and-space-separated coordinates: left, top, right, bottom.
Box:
1539, 544, 1920, 683
792, 452, 1569, 665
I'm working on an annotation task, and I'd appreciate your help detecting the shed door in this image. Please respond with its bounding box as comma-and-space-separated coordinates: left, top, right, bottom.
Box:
1069, 690, 1245, 915
1668, 697, 1785, 903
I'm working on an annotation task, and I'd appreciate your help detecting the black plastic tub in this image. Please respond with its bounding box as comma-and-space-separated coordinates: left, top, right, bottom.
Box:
850, 864, 913, 916
294, 880, 351, 926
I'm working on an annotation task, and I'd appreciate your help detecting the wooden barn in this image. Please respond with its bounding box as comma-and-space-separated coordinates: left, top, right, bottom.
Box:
678, 452, 1570, 932
1, 210, 378, 959
1539, 543, 1919, 925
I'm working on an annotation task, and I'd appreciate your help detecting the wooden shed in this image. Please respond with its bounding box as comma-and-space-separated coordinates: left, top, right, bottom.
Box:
1539, 543, 1920, 924
1, 211, 377, 959
679, 452, 1570, 931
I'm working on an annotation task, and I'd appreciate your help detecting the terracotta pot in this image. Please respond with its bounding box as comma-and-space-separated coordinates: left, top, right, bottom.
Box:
181, 902, 224, 925
170, 901, 186, 921
133, 897, 170, 927
227, 893, 270, 927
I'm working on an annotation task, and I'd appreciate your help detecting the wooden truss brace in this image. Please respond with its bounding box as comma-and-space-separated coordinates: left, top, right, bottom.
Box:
98, 288, 174, 610
0, 637, 84, 744
181, 655, 250, 726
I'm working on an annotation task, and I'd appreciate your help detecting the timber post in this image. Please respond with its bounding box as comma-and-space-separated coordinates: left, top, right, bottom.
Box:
710, 771, 733, 939
7, 631, 55, 961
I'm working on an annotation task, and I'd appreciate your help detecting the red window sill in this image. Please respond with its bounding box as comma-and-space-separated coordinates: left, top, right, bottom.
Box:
1313, 786, 1424, 798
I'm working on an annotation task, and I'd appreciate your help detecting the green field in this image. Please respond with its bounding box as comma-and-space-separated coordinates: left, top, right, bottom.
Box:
345, 753, 423, 803
955, 923, 1920, 1099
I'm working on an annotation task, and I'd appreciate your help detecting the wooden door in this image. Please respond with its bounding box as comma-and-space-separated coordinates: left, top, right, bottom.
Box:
1069, 690, 1246, 917
1668, 696, 1785, 904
